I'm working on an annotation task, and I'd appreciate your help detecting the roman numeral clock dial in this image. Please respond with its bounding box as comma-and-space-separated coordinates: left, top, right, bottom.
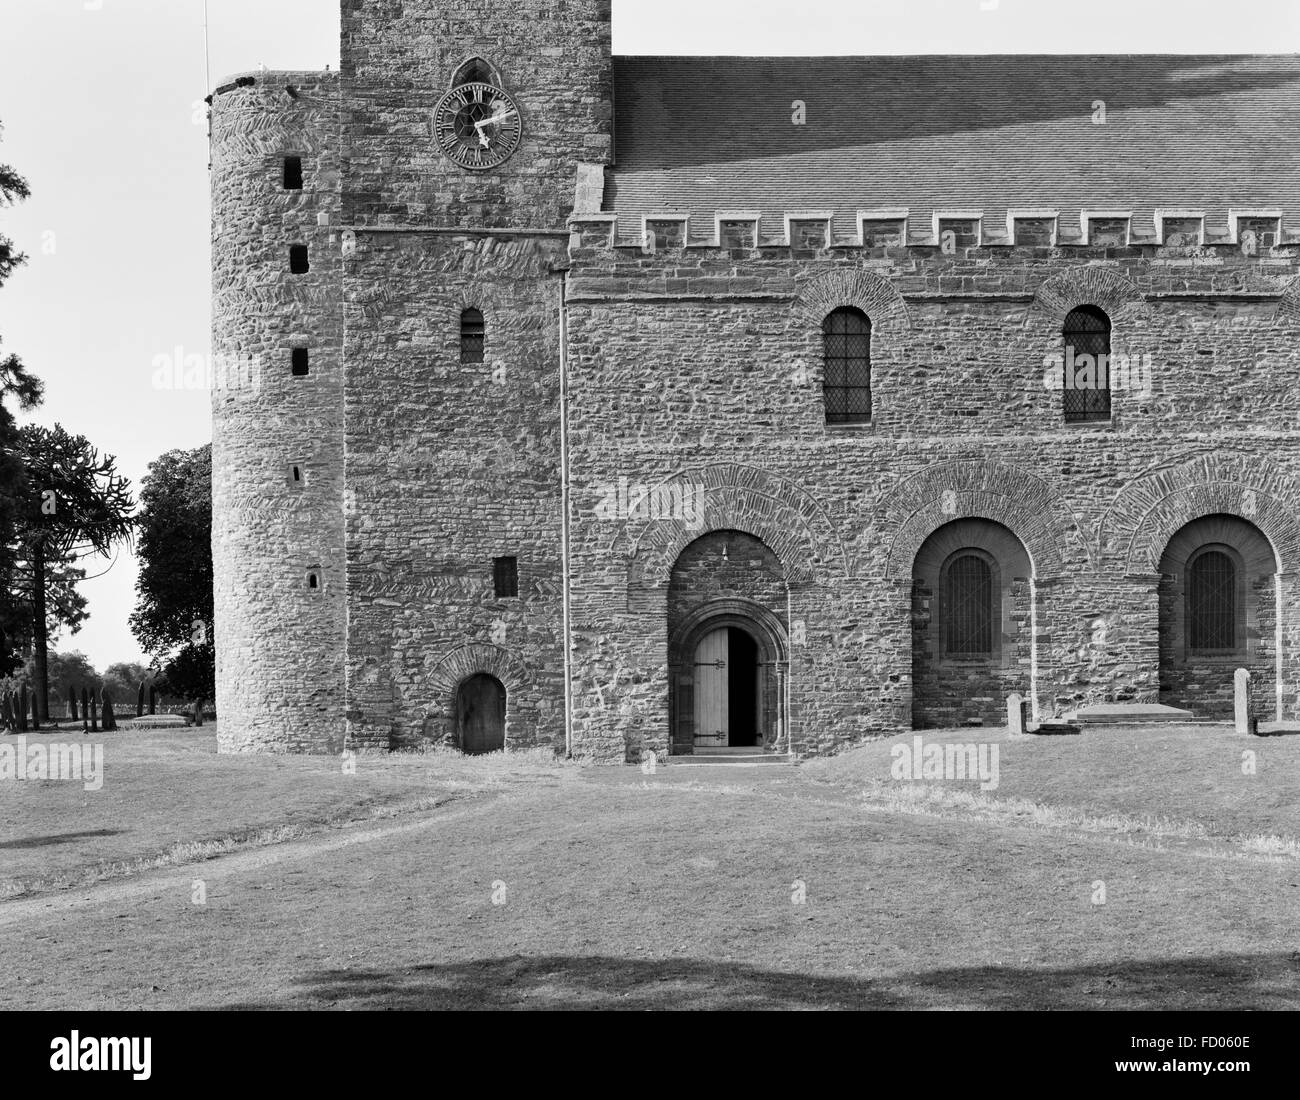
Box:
433, 81, 522, 170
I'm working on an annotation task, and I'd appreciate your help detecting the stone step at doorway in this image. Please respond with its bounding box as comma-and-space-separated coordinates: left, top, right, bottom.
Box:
668, 747, 797, 767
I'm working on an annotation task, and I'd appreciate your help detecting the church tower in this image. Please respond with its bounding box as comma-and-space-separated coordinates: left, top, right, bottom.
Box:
210, 1, 613, 754
339, 0, 614, 230
336, 0, 613, 751
209, 69, 346, 754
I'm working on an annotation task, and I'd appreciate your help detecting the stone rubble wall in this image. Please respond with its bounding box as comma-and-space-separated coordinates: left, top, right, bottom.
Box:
562, 241, 1300, 758
340, 230, 568, 753
210, 72, 347, 753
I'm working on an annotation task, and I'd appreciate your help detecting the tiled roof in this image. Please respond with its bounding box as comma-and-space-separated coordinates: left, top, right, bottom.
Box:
608, 55, 1300, 243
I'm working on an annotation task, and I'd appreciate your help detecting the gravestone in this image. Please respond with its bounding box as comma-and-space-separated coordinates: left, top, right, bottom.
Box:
101, 689, 117, 732
1006, 693, 1026, 735
1234, 668, 1251, 736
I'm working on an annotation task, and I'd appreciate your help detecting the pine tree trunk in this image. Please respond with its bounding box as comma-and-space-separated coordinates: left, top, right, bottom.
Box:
31, 540, 49, 722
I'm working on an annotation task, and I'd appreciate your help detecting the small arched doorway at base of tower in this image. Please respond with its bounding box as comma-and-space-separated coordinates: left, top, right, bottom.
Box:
457, 673, 506, 755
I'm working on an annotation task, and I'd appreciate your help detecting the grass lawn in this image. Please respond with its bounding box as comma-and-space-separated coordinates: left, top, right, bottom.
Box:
0, 723, 1296, 1010
802, 723, 1300, 850
0, 723, 570, 897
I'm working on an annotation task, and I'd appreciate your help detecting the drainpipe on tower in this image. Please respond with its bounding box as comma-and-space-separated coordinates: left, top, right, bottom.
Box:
559, 274, 575, 760
786, 585, 795, 757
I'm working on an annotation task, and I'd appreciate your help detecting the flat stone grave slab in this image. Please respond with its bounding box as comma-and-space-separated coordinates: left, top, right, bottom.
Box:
121, 714, 190, 728
1069, 703, 1194, 725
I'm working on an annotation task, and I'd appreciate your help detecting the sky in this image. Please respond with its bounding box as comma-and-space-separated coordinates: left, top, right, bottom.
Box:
1, 0, 1298, 671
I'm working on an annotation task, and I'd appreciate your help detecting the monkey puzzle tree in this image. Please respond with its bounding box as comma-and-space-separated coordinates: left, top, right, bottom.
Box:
14, 424, 134, 719
0, 352, 40, 678
2, 556, 89, 673
0, 120, 42, 678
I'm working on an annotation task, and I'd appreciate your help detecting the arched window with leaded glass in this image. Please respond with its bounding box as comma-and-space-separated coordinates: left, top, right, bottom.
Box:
944, 552, 994, 655
822, 307, 871, 424
1062, 305, 1111, 422
1187, 547, 1237, 652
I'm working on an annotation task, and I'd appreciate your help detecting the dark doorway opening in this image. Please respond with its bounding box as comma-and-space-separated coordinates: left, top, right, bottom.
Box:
727, 627, 759, 747
457, 673, 505, 755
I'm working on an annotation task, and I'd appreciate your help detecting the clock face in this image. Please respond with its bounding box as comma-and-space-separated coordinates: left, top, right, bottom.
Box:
433, 82, 522, 171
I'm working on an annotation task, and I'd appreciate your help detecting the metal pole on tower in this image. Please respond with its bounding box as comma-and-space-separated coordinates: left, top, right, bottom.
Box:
203, 0, 214, 166
203, 0, 211, 93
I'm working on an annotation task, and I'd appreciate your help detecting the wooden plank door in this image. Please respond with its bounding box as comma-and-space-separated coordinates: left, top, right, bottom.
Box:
458, 674, 505, 755
693, 628, 728, 747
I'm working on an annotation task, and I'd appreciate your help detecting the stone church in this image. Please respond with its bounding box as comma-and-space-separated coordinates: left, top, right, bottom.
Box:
208, 0, 1300, 760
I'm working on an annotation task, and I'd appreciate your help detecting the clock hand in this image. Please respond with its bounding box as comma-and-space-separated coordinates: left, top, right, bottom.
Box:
474, 108, 517, 132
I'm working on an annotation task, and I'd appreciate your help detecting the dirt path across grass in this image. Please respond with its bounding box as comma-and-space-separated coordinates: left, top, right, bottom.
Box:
0, 793, 503, 932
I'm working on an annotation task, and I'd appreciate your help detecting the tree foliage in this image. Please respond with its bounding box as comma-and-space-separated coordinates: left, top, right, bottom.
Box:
0, 121, 31, 288
154, 641, 215, 706
0, 119, 39, 678
101, 660, 151, 707
130, 445, 214, 702
0, 649, 97, 705
17, 424, 135, 562
12, 424, 134, 715
4, 555, 88, 641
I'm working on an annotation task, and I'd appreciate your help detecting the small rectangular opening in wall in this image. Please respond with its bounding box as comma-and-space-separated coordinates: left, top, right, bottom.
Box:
291, 348, 310, 376
937, 218, 980, 248
861, 218, 906, 248
306, 568, 322, 592
493, 556, 518, 598
1238, 216, 1280, 249
283, 156, 304, 190
718, 220, 756, 249
287, 461, 305, 487
460, 308, 485, 364
289, 245, 309, 274
1161, 216, 1203, 247
789, 220, 829, 252
1012, 217, 1056, 246
644, 219, 686, 251
1088, 217, 1130, 246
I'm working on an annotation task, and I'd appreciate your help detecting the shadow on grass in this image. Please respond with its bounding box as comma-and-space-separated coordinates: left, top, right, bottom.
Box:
224, 951, 1300, 1010
0, 829, 122, 850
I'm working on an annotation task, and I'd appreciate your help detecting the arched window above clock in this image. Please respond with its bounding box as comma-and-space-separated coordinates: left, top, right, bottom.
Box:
451, 56, 502, 88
